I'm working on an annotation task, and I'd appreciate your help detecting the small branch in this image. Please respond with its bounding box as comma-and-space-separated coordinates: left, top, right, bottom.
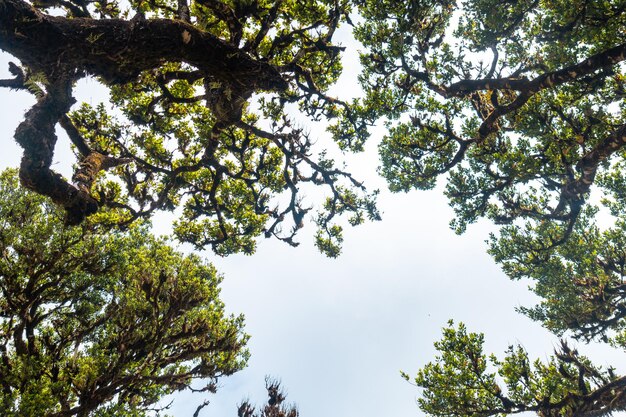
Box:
59, 115, 91, 156
0, 62, 25, 90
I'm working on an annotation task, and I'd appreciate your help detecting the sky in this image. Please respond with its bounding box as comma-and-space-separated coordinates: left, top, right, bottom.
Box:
1, 20, 625, 417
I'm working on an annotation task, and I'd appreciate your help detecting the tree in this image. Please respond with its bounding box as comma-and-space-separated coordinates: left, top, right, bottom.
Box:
0, 169, 248, 416
406, 322, 626, 417
3, 0, 626, 415
349, 0, 625, 248
236, 378, 299, 417
0, 0, 379, 257
346, 1, 626, 416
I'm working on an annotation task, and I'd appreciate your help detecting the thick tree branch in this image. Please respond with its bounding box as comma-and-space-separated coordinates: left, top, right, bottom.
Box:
447, 42, 626, 96
72, 152, 132, 193
0, 0, 287, 90
550, 123, 626, 217
13, 76, 100, 225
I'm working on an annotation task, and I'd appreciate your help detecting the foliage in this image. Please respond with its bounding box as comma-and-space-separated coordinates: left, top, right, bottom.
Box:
0, 0, 380, 257
490, 205, 626, 343
3, 0, 626, 415
350, 0, 625, 244
407, 322, 626, 417
347, 1, 626, 416
0, 169, 248, 416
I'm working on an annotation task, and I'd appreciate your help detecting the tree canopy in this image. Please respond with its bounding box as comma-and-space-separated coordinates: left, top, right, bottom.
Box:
350, 0, 625, 247
347, 1, 626, 416
406, 321, 626, 417
0, 169, 247, 416
2, 0, 626, 416
0, 0, 379, 257
346, 0, 626, 330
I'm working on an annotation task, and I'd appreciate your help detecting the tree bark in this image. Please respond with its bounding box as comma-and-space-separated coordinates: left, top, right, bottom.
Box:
0, 0, 288, 89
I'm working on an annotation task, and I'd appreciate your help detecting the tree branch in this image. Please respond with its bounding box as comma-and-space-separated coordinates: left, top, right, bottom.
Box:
0, 0, 287, 90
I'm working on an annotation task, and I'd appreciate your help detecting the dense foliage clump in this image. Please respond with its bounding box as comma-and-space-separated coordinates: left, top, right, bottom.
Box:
0, 170, 247, 416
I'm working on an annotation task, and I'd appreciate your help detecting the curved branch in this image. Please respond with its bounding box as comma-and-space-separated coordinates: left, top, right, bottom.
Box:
13, 77, 100, 225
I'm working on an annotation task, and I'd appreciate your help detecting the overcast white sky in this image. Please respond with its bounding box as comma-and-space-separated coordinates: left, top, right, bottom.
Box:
1, 23, 624, 417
